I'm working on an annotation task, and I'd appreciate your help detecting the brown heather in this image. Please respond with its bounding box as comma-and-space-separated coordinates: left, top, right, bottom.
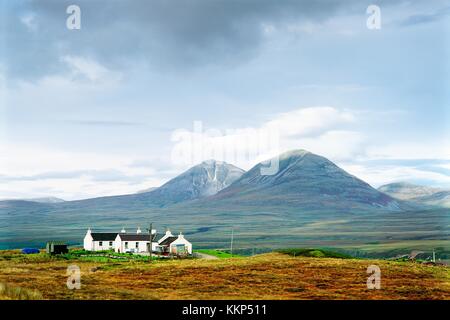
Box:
0, 251, 448, 300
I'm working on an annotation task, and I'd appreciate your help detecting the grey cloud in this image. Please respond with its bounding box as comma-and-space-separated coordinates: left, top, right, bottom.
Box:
3, 0, 388, 80
399, 6, 450, 27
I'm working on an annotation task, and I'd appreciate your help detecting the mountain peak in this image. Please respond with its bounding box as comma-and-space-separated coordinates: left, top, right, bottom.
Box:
138, 160, 245, 205
200, 159, 224, 165
211, 149, 400, 211
278, 149, 311, 159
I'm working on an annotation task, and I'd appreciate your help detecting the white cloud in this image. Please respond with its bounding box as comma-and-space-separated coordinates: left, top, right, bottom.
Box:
366, 141, 450, 160
341, 163, 450, 189
264, 106, 355, 137
2, 102, 448, 199
0, 144, 165, 200
287, 130, 365, 161
20, 13, 38, 32
170, 106, 361, 170
61, 55, 122, 84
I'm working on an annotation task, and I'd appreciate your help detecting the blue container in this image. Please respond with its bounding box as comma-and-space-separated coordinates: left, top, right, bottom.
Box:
21, 248, 40, 254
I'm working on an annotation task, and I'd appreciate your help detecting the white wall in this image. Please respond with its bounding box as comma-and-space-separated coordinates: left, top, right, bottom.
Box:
114, 235, 121, 252
92, 240, 115, 251
84, 229, 116, 251
83, 233, 93, 251
170, 236, 192, 254
114, 237, 159, 253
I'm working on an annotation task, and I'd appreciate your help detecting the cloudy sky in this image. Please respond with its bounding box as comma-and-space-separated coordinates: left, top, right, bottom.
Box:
0, 0, 449, 200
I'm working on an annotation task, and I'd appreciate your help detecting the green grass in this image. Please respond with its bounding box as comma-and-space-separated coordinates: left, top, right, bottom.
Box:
57, 249, 160, 262
276, 248, 353, 259
335, 240, 450, 259
196, 249, 242, 258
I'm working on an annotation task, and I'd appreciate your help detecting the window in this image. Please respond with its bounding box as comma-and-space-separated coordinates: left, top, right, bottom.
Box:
125, 242, 128, 249
99, 241, 103, 246
109, 241, 113, 247
135, 242, 139, 248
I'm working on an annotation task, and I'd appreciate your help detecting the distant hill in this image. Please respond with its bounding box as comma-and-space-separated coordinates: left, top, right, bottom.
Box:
135, 187, 158, 194
29, 197, 65, 204
378, 182, 442, 200
379, 182, 450, 208
0, 197, 65, 204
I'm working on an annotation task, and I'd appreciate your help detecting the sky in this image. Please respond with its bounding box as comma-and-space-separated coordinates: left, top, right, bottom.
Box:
0, 0, 449, 200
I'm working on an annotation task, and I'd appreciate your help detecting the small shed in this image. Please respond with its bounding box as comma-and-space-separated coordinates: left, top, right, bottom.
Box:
46, 241, 68, 255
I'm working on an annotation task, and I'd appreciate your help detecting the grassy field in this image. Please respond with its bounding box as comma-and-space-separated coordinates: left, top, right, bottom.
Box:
275, 248, 352, 259
2, 203, 448, 254
195, 249, 242, 258
0, 250, 448, 300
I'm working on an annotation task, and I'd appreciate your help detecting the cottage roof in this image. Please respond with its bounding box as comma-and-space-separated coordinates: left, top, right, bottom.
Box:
159, 236, 177, 246
91, 233, 118, 241
118, 233, 156, 241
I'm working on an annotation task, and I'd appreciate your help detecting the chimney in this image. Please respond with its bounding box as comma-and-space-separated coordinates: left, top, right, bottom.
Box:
178, 232, 184, 239
136, 227, 142, 234
165, 229, 173, 237
87, 228, 92, 234
120, 227, 126, 233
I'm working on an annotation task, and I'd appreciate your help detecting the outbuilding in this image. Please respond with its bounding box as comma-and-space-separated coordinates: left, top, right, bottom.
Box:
158, 231, 192, 255
46, 241, 68, 255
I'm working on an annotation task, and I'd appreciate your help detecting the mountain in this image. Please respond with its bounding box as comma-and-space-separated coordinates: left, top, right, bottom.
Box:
206, 150, 402, 211
146, 160, 245, 204
0, 197, 65, 204
378, 182, 442, 200
27, 197, 65, 204
379, 182, 450, 208
2, 149, 448, 250
136, 187, 158, 194
45, 159, 245, 210
412, 191, 450, 208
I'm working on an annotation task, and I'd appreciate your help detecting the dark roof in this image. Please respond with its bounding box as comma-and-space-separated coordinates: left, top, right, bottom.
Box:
118, 233, 156, 241
159, 236, 177, 246
91, 233, 118, 241
46, 241, 67, 245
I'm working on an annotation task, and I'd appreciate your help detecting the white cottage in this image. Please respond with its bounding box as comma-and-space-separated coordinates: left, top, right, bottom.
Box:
114, 228, 158, 253
83, 227, 192, 255
157, 230, 192, 255
83, 228, 117, 251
